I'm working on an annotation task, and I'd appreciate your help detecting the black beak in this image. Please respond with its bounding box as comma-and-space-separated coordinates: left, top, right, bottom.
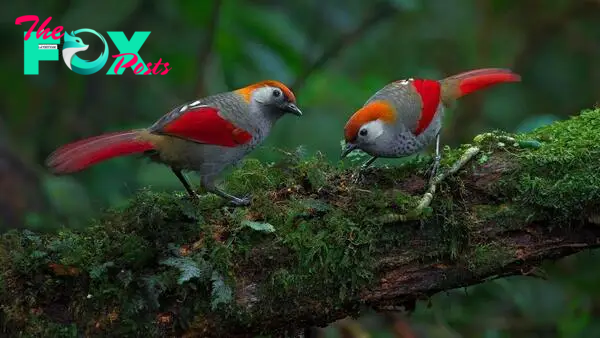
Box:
283, 102, 302, 116
341, 143, 357, 159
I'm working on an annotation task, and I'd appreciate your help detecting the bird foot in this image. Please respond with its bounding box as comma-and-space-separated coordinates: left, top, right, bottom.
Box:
207, 185, 253, 207
182, 191, 202, 201
425, 155, 441, 184
351, 167, 370, 185
229, 194, 252, 207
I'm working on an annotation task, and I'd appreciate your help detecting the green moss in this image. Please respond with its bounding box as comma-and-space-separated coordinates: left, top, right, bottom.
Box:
2, 109, 600, 336
472, 204, 540, 233
507, 109, 600, 222
19, 317, 78, 338
467, 241, 515, 274
0, 148, 389, 336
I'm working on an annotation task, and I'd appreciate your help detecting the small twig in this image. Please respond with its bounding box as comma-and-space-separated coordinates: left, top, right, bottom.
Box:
378, 146, 481, 224
291, 3, 399, 92
194, 0, 223, 97
377, 131, 542, 224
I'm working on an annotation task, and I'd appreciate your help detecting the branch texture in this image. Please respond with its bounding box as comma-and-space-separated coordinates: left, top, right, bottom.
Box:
2, 109, 600, 337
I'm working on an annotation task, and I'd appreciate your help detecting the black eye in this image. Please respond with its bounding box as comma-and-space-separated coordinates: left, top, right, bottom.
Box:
272, 89, 281, 97
359, 129, 368, 136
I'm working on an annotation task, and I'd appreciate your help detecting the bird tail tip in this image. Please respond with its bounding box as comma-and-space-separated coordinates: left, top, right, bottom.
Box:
45, 130, 154, 174
443, 68, 521, 100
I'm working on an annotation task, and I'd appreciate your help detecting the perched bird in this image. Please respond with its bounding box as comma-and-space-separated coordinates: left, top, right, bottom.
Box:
341, 68, 521, 177
45, 80, 302, 206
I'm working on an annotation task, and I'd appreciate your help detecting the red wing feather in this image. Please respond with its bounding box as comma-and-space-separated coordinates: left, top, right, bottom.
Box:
150, 105, 252, 147
411, 79, 441, 135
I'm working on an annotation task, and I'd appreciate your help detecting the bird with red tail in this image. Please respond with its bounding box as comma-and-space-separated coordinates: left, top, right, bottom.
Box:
45, 80, 302, 206
341, 68, 521, 180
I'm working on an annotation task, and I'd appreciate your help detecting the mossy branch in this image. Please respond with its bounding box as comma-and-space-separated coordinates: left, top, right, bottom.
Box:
2, 109, 600, 337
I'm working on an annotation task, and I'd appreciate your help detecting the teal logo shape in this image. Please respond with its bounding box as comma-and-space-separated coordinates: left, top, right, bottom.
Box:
62, 29, 108, 75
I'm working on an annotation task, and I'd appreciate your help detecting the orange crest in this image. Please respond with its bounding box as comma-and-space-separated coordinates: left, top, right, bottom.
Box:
236, 80, 296, 103
344, 100, 396, 142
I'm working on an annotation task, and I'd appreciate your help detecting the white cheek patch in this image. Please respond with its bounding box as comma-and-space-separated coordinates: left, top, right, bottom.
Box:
364, 120, 385, 141
252, 87, 270, 104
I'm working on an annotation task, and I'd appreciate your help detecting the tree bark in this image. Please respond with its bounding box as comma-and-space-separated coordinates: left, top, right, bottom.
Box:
1, 109, 600, 337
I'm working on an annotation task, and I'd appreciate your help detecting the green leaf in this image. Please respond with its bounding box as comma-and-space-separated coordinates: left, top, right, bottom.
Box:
518, 140, 543, 149
241, 220, 276, 233
22, 230, 41, 245
210, 271, 233, 310
299, 199, 331, 213
142, 275, 168, 309
160, 257, 202, 285
89, 261, 115, 280
339, 140, 371, 164
177, 266, 200, 285
30, 250, 47, 259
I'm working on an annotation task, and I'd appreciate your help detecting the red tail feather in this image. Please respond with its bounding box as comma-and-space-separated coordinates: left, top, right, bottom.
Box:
46, 130, 154, 174
447, 68, 521, 98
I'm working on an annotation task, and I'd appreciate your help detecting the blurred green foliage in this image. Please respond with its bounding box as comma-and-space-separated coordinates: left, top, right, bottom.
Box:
1, 0, 600, 336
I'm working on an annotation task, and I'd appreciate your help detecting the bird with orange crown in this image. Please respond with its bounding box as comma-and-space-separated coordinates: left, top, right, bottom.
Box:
45, 80, 302, 206
341, 68, 521, 182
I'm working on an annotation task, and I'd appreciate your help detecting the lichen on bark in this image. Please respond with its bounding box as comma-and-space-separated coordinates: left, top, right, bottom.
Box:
2, 108, 600, 337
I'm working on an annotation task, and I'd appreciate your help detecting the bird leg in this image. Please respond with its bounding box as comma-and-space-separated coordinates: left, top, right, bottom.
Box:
201, 175, 251, 207
171, 168, 200, 199
425, 132, 442, 184
362, 156, 378, 169
212, 188, 252, 207
352, 156, 378, 184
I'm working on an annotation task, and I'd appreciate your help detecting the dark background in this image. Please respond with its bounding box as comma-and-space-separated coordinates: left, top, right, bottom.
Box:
1, 0, 600, 336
